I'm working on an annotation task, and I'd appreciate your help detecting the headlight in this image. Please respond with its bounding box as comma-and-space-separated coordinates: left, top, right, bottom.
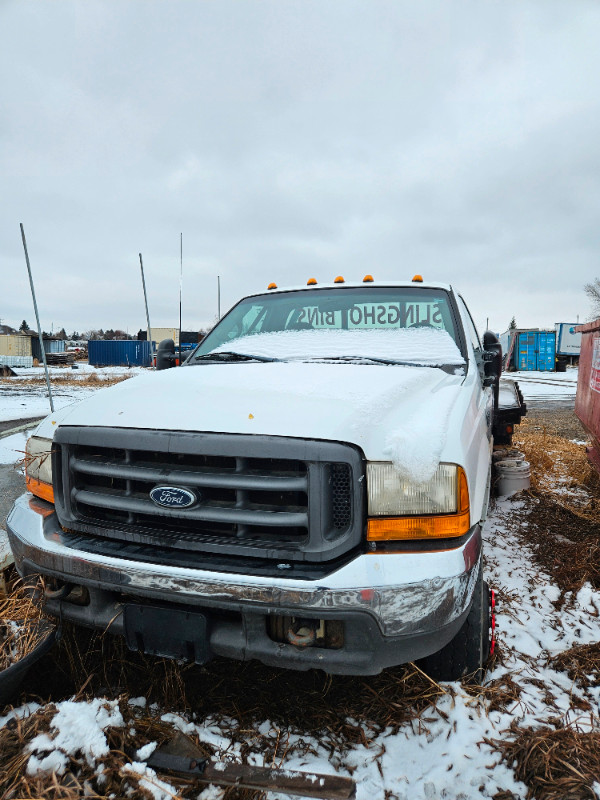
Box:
367, 462, 462, 516
366, 462, 470, 542
25, 436, 54, 503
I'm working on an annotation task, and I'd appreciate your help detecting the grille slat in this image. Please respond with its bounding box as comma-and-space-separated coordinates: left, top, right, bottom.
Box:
72, 488, 308, 528
69, 457, 308, 492
54, 428, 363, 563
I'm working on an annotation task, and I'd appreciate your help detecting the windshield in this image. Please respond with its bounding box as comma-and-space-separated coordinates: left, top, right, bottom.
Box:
190, 287, 465, 367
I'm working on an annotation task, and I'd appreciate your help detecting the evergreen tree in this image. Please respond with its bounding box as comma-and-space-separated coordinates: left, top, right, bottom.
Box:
508, 316, 517, 331
19, 319, 29, 332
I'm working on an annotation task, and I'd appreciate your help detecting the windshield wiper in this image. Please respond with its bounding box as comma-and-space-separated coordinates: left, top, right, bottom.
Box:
193, 351, 279, 363
303, 355, 463, 370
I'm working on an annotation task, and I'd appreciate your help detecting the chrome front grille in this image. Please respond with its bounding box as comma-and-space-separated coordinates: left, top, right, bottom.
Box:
53, 428, 364, 563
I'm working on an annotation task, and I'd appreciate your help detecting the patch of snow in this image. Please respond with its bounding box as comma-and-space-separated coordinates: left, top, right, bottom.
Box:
211, 328, 465, 366
122, 762, 179, 800
26, 698, 124, 771
27, 749, 68, 776
198, 785, 226, 800
0, 431, 28, 466
136, 741, 158, 761
0, 702, 41, 730
159, 711, 198, 734
383, 384, 462, 483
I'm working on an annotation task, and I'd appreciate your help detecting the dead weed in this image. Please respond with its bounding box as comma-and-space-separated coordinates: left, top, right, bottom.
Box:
490, 722, 600, 800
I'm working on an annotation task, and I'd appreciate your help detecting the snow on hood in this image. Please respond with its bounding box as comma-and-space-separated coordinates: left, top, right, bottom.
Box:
211, 327, 465, 366
36, 362, 463, 480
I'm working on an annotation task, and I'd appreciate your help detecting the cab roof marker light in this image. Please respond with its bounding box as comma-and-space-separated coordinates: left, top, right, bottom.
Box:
363, 275, 374, 283
267, 282, 277, 290
412, 275, 424, 283
333, 276, 345, 283
307, 278, 317, 285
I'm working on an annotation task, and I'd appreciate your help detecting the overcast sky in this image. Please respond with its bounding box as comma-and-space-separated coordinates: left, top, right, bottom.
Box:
1, 0, 599, 337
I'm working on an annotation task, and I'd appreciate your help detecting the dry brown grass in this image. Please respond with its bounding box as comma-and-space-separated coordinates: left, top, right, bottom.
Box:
490, 723, 600, 800
0, 579, 54, 671
513, 417, 600, 525
0, 372, 134, 389
501, 417, 600, 601
548, 643, 600, 689
0, 698, 211, 800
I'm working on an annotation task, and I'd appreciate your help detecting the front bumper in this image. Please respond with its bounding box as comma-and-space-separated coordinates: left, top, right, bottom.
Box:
7, 493, 482, 675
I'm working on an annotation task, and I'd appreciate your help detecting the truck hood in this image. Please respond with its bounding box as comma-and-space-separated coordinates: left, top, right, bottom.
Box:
37, 363, 464, 483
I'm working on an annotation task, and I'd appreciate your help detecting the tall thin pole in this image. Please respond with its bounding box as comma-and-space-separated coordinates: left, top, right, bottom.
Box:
20, 223, 54, 412
179, 233, 183, 367
217, 275, 221, 320
139, 253, 152, 366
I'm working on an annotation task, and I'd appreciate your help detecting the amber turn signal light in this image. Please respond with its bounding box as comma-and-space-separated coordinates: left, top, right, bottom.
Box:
26, 475, 55, 505
367, 511, 470, 541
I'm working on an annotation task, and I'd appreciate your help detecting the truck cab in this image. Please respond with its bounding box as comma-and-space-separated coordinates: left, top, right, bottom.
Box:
8, 276, 506, 680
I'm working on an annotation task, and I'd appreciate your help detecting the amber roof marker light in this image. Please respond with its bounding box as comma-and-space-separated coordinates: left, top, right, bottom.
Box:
307, 278, 317, 285
412, 275, 424, 283
267, 282, 277, 290
363, 275, 374, 283
333, 276, 345, 283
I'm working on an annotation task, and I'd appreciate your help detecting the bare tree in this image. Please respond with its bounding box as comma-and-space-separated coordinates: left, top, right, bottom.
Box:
585, 278, 600, 319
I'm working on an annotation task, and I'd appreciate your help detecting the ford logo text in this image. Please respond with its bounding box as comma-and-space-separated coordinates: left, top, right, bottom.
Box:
150, 486, 198, 509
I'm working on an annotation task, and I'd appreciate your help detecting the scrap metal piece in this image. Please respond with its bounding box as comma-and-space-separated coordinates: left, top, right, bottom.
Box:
146, 737, 356, 800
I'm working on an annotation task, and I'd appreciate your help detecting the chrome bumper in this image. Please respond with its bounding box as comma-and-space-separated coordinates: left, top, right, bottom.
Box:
7, 493, 481, 640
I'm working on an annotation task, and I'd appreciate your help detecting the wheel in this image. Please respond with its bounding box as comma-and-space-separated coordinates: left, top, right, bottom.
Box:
417, 565, 490, 683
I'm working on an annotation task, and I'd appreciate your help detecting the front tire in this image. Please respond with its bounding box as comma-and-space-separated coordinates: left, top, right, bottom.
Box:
417, 566, 490, 683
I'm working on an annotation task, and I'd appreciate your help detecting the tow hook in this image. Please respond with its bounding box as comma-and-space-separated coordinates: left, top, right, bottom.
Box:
489, 588, 497, 656
44, 580, 74, 601
286, 619, 317, 647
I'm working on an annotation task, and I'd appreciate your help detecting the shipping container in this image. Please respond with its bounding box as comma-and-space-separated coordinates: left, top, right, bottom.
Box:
31, 337, 66, 361
555, 323, 582, 356
88, 340, 152, 367
574, 318, 600, 474
151, 327, 179, 345
0, 334, 32, 358
514, 330, 556, 371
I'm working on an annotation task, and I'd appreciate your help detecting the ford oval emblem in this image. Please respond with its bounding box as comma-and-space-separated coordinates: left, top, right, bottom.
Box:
150, 486, 198, 509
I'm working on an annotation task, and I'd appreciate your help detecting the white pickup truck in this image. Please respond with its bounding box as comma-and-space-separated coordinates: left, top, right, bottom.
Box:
8, 277, 521, 680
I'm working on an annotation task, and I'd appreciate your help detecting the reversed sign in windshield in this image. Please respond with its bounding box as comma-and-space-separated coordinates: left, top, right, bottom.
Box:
296, 302, 444, 329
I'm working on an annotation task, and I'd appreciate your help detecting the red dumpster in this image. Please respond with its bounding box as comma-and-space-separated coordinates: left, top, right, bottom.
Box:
575, 318, 600, 473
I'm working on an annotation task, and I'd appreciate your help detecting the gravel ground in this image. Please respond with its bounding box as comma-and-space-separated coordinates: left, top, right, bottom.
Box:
522, 407, 590, 442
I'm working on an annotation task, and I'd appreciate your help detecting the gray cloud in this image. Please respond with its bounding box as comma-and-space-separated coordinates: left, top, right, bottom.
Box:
1, 0, 598, 338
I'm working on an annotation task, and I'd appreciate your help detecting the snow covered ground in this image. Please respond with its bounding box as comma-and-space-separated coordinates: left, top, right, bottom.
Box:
0, 365, 145, 424
502, 368, 578, 408
1, 496, 598, 799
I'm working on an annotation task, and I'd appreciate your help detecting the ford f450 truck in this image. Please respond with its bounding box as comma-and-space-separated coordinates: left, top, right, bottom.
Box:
8, 277, 521, 680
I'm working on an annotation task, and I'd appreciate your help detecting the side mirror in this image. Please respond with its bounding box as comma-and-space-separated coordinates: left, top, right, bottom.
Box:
156, 338, 176, 370
482, 331, 502, 408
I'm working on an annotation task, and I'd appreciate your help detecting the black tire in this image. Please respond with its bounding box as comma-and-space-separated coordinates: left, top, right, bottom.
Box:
417, 566, 490, 683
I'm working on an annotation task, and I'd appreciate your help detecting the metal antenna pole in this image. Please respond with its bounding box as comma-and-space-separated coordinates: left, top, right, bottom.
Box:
139, 253, 153, 367
179, 233, 183, 367
217, 275, 221, 320
20, 223, 54, 412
